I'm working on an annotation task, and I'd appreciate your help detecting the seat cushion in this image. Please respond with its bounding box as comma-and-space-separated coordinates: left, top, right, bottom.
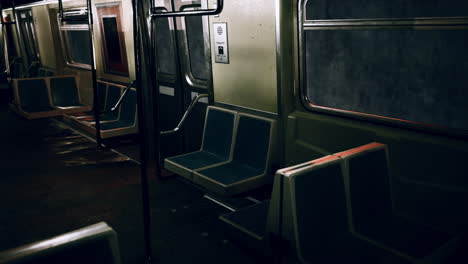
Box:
196, 161, 263, 186
93, 121, 134, 131
70, 111, 93, 117
80, 112, 119, 123
359, 216, 453, 258
22, 105, 55, 113
167, 151, 227, 170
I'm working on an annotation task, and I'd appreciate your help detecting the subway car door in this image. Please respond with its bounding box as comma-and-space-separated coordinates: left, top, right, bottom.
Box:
153, 0, 184, 159
175, 0, 212, 153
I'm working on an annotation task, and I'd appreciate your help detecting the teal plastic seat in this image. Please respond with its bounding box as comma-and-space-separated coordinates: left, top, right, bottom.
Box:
193, 113, 276, 196
69, 82, 107, 118
79, 84, 121, 123
164, 106, 237, 180
50, 77, 83, 107
16, 79, 54, 113
338, 143, 458, 263
91, 89, 137, 131
289, 156, 355, 263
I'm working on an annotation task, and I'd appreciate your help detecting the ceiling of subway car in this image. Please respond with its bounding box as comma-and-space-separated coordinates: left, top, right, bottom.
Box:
2, 0, 44, 9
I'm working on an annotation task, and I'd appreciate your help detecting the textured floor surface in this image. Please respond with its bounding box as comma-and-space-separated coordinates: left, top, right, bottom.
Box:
0, 104, 263, 264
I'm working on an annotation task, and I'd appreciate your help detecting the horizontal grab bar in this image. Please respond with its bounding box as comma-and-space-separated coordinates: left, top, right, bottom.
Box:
58, 0, 89, 23
151, 0, 223, 18
161, 93, 209, 135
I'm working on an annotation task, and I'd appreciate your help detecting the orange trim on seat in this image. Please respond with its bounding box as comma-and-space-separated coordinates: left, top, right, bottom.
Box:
334, 142, 384, 158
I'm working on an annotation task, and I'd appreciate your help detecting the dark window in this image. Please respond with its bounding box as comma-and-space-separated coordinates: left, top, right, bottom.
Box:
58, 10, 92, 68
155, 18, 176, 76
304, 29, 468, 131
301, 0, 468, 134
102, 17, 122, 63
97, 4, 128, 75
185, 16, 209, 80
64, 30, 92, 65
305, 0, 468, 20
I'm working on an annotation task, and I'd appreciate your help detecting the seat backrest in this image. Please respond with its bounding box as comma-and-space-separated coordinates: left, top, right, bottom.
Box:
118, 88, 137, 124
106, 84, 122, 112
289, 155, 348, 263
335, 142, 393, 234
49, 76, 81, 106
201, 106, 237, 160
96, 81, 108, 112
16, 78, 50, 110
232, 114, 275, 172
0, 222, 121, 264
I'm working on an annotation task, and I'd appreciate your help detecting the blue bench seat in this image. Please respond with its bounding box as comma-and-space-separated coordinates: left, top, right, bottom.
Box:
68, 81, 108, 119
164, 106, 237, 180
83, 87, 138, 139
11, 78, 63, 119
76, 84, 121, 123
193, 113, 276, 196
63, 81, 137, 139
49, 75, 91, 114
336, 143, 459, 263
166, 151, 227, 171
194, 161, 263, 186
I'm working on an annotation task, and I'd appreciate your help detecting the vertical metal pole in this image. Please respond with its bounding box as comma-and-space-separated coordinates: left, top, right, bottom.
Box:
0, 2, 6, 77
149, 3, 162, 176
58, 0, 64, 21
133, 0, 152, 261
1, 3, 12, 80
11, 0, 25, 78
133, 0, 161, 262
86, 0, 103, 149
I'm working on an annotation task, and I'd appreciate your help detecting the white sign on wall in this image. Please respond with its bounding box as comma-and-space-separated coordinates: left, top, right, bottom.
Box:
213, 22, 229, 64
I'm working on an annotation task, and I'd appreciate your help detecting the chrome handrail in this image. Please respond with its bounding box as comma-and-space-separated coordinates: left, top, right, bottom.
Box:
105, 80, 137, 113
161, 93, 208, 135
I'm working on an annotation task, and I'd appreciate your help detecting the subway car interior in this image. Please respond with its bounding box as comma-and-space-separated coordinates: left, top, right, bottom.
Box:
0, 0, 468, 263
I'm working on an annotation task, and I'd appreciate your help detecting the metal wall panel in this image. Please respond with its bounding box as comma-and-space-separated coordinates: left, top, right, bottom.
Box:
209, 0, 278, 114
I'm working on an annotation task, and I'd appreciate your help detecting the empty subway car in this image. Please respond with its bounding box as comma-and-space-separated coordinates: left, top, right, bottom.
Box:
0, 0, 467, 263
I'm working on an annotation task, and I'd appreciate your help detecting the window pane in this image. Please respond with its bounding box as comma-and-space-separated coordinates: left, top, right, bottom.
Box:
305, 0, 468, 20
155, 18, 176, 75
65, 30, 91, 65
185, 16, 209, 80
102, 17, 122, 64
305, 29, 468, 131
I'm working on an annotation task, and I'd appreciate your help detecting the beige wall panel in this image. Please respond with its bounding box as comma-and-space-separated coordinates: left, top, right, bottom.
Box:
209, 0, 278, 113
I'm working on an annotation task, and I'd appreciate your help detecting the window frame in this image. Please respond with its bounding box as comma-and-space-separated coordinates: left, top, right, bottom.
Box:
178, 2, 212, 89
57, 8, 92, 70
298, 0, 468, 138
153, 1, 178, 82
96, 2, 129, 76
